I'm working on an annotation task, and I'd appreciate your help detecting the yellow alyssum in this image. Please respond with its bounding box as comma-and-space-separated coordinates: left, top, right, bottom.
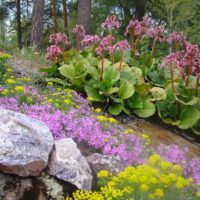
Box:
6, 79, 15, 84
15, 86, 24, 93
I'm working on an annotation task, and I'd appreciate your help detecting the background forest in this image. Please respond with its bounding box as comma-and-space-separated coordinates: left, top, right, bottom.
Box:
0, 0, 200, 55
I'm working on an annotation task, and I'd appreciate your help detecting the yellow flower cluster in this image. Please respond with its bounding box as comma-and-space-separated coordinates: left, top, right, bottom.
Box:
66, 190, 104, 200
97, 115, 118, 124
94, 154, 198, 200
6, 79, 15, 84
42, 88, 79, 111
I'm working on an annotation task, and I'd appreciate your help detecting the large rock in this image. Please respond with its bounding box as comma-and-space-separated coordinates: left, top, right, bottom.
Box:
0, 172, 71, 200
0, 109, 54, 176
87, 153, 126, 175
47, 138, 93, 191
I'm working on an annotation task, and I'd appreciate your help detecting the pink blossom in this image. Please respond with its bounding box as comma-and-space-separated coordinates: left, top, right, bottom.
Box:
95, 35, 114, 55
124, 16, 151, 38
73, 24, 86, 37
49, 32, 69, 46
102, 15, 120, 30
111, 39, 131, 54
147, 26, 166, 42
46, 45, 62, 61
167, 32, 185, 45
81, 35, 100, 47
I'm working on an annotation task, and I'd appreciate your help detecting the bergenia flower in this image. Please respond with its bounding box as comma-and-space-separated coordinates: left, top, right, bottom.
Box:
102, 15, 120, 30
112, 39, 131, 54
81, 35, 100, 47
167, 32, 185, 45
96, 35, 114, 55
73, 24, 86, 37
147, 26, 166, 42
46, 45, 62, 61
124, 16, 151, 38
49, 32, 70, 46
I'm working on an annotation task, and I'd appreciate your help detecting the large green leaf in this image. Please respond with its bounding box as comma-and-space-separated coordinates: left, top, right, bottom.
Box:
157, 110, 181, 125
102, 66, 120, 88
178, 108, 200, 129
150, 87, 167, 101
134, 100, 156, 118
108, 103, 122, 115
87, 65, 100, 80
59, 64, 75, 79
175, 95, 199, 106
127, 93, 143, 109
118, 80, 135, 99
84, 84, 106, 102
120, 70, 136, 85
192, 120, 200, 135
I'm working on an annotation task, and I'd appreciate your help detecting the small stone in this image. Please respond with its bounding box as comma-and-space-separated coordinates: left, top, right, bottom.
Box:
87, 153, 126, 174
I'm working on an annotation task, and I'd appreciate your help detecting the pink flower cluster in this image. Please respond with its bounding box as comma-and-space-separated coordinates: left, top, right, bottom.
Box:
125, 16, 165, 42
110, 39, 131, 54
124, 16, 151, 38
148, 26, 165, 42
46, 45, 62, 61
73, 24, 86, 37
49, 32, 69, 46
167, 32, 185, 45
102, 15, 120, 30
96, 35, 114, 55
81, 35, 100, 47
162, 41, 200, 76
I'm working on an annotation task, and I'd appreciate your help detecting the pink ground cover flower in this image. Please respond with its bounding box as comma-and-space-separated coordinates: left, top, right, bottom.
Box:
102, 15, 120, 30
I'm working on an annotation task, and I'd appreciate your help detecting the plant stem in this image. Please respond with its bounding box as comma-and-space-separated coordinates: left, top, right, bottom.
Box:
77, 30, 80, 53
196, 77, 199, 97
170, 65, 175, 95
62, 42, 65, 63
186, 58, 193, 86
130, 31, 135, 56
119, 50, 123, 71
151, 38, 157, 57
101, 50, 104, 80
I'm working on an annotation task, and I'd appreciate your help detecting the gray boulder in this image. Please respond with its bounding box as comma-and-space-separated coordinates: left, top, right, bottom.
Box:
0, 109, 54, 176
47, 138, 93, 191
87, 153, 126, 175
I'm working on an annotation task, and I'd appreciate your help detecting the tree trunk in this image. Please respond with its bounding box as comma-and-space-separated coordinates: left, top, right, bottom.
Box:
135, 0, 146, 20
62, 0, 68, 33
30, 0, 44, 51
16, 0, 22, 49
51, 0, 57, 33
77, 0, 91, 35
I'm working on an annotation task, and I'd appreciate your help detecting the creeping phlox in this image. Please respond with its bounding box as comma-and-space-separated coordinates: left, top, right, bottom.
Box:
68, 154, 200, 200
